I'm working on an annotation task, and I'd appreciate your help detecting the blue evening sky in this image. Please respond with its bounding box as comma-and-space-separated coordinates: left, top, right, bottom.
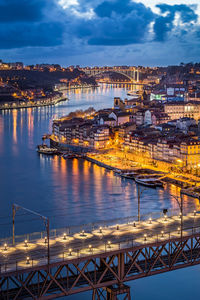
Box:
0, 0, 199, 66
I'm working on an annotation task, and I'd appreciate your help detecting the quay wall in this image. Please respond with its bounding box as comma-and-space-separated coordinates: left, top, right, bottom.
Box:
0, 96, 67, 110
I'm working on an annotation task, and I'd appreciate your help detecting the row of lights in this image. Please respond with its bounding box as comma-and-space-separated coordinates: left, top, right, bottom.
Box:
143, 227, 182, 242
0, 226, 187, 266
1, 211, 198, 253
0, 226, 186, 267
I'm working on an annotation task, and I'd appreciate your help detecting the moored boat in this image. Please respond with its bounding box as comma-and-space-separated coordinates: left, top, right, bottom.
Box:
37, 144, 60, 155
63, 153, 77, 159
135, 176, 163, 188
121, 173, 137, 180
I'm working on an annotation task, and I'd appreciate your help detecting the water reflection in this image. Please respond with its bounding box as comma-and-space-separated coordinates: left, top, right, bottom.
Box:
36, 154, 199, 230
0, 85, 199, 231
12, 109, 17, 144
0, 114, 4, 154
0, 85, 199, 300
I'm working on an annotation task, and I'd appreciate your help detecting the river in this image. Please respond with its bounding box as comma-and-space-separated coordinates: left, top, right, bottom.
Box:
0, 84, 200, 299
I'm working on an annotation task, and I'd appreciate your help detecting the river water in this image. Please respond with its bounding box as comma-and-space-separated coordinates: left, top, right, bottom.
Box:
0, 84, 200, 299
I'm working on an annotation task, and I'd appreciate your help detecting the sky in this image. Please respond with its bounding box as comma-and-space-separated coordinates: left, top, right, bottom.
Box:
0, 0, 200, 66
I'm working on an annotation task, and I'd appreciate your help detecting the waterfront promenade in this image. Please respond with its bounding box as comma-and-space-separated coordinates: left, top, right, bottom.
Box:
0, 96, 67, 111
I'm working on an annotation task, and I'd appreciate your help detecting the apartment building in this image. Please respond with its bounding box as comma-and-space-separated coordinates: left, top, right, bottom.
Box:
124, 130, 200, 169
164, 101, 200, 120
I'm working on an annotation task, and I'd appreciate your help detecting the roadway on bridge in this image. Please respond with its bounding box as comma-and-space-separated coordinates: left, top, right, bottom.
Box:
0, 211, 199, 274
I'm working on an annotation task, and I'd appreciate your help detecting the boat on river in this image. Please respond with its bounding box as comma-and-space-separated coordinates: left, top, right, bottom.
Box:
120, 170, 138, 179
63, 153, 77, 159
135, 176, 163, 188
127, 90, 140, 96
37, 144, 60, 155
121, 173, 137, 180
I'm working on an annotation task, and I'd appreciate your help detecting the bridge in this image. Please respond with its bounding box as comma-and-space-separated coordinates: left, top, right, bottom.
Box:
80, 67, 141, 83
0, 207, 200, 299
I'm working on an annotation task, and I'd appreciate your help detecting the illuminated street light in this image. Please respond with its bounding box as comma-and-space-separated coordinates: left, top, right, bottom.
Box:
24, 240, 28, 248
63, 233, 67, 240
26, 257, 30, 265
88, 245, 92, 252
69, 249, 72, 256
149, 218, 152, 224
144, 234, 147, 241
161, 231, 164, 238
4, 243, 7, 251
177, 227, 181, 234
164, 214, 167, 222
81, 230, 86, 237
107, 241, 111, 249
194, 210, 196, 217
99, 227, 102, 234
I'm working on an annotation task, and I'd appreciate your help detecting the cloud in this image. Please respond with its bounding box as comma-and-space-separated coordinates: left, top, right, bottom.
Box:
0, 0, 46, 22
70, 0, 155, 46
0, 0, 64, 48
0, 22, 63, 48
154, 4, 198, 41
0, 0, 200, 66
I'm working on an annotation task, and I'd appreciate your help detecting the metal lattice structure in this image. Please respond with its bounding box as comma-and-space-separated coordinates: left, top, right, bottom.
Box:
80, 67, 140, 82
1, 232, 200, 299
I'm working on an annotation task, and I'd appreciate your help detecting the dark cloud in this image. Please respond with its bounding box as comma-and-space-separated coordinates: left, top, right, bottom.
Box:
154, 4, 198, 41
73, 0, 155, 46
0, 0, 199, 63
0, 0, 46, 22
0, 22, 63, 48
0, 0, 64, 48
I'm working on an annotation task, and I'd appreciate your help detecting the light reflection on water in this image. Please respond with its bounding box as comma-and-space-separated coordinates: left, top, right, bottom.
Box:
0, 85, 200, 300
0, 85, 199, 230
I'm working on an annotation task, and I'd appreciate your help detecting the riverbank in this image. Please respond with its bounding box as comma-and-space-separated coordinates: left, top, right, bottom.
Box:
55, 83, 99, 93
0, 95, 67, 110
0, 84, 99, 111
84, 152, 200, 199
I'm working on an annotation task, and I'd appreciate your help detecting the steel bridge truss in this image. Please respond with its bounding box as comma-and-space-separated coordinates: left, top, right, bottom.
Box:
82, 68, 140, 82
1, 233, 200, 299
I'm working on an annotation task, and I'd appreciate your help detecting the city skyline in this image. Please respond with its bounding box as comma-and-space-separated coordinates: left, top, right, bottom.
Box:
0, 0, 200, 66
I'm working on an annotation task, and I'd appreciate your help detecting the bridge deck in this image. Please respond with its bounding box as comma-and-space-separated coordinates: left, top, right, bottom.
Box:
0, 211, 199, 275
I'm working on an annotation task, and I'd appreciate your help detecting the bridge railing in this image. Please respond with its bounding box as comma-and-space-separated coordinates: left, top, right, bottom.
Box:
0, 207, 192, 246
1, 222, 200, 276
0, 209, 199, 274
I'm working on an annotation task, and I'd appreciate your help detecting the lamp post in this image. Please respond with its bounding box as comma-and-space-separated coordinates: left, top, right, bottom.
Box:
12, 204, 50, 265
176, 159, 183, 173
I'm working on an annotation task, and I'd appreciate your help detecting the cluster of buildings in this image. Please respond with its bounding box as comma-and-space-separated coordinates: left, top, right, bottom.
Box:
0, 81, 64, 108
0, 60, 23, 70
52, 117, 110, 150
51, 92, 200, 170
124, 125, 200, 170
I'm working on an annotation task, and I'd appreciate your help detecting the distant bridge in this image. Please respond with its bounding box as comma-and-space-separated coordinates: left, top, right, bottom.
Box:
80, 67, 141, 83
1, 208, 200, 299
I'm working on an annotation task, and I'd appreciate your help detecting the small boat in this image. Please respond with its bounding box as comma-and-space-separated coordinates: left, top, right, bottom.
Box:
37, 144, 59, 155
127, 90, 140, 96
135, 176, 163, 188
121, 172, 137, 180
63, 153, 76, 159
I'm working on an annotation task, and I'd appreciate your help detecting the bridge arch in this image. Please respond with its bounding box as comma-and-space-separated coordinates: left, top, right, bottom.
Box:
83, 69, 139, 82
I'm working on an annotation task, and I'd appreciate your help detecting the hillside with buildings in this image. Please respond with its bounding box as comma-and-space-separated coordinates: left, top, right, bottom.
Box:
0, 61, 97, 108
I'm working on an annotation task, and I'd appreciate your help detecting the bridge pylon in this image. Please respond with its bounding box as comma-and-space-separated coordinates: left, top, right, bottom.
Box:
92, 283, 131, 300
